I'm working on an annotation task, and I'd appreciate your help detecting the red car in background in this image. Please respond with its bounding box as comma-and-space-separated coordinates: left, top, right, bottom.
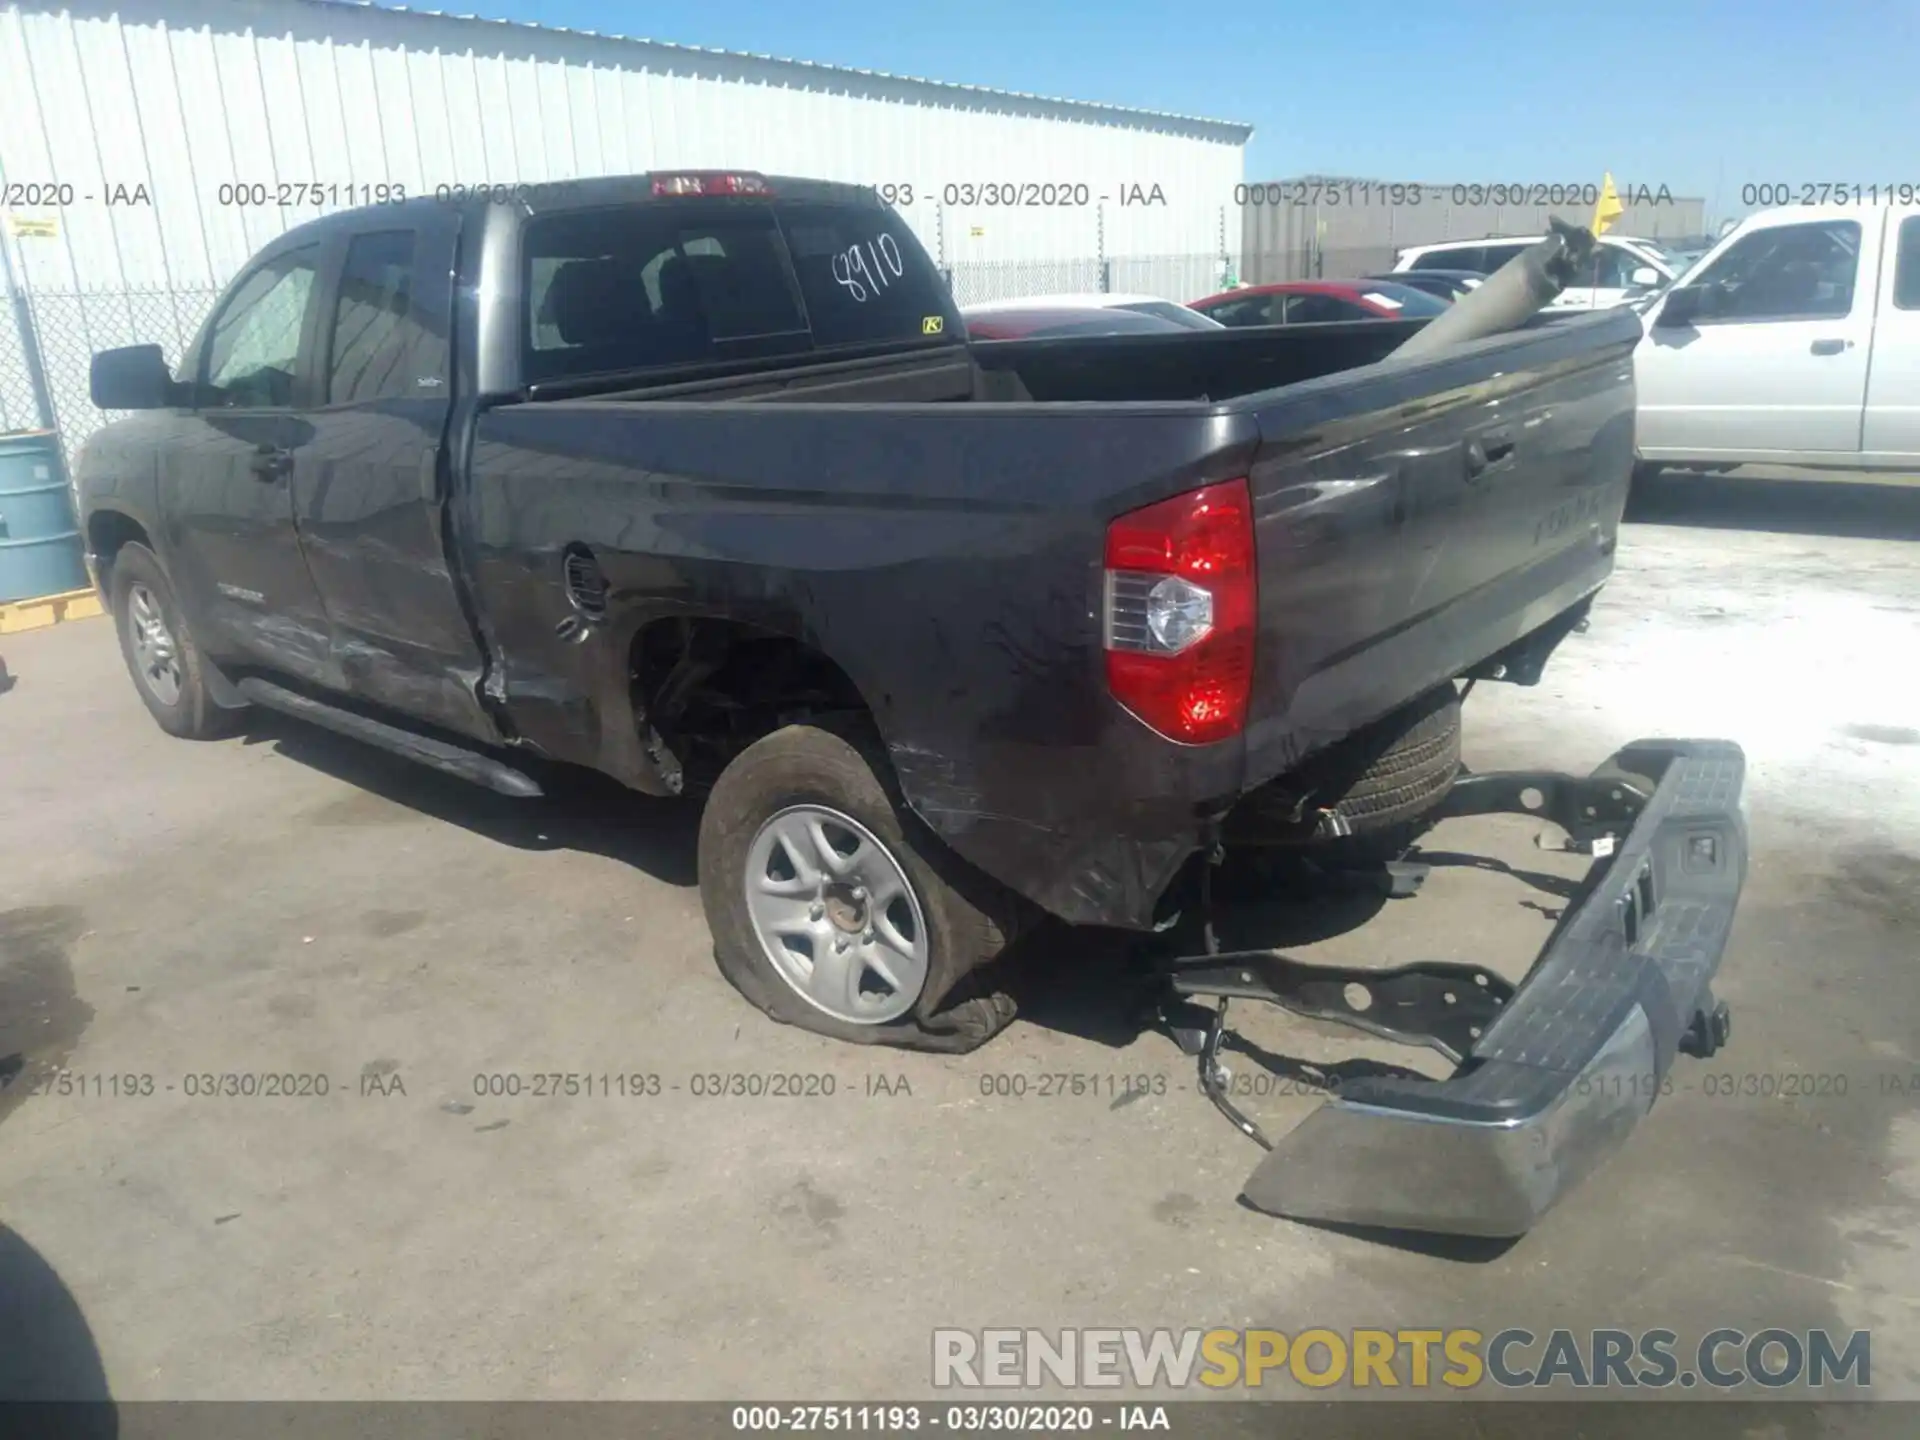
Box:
961, 293, 1224, 340
1188, 279, 1451, 326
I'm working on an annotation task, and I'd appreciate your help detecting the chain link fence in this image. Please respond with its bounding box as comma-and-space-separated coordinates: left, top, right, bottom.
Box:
0, 283, 219, 460
0, 300, 45, 436
943, 254, 1236, 307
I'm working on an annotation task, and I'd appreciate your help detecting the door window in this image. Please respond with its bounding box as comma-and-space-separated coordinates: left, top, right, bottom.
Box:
203, 248, 319, 407
1478, 242, 1533, 273
1282, 292, 1365, 323
1202, 296, 1281, 326
1413, 247, 1481, 272
1691, 220, 1861, 321
1567, 244, 1639, 290
328, 230, 446, 403
1893, 216, 1920, 311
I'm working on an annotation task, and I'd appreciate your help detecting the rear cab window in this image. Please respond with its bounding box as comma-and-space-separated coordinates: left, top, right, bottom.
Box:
521, 190, 959, 387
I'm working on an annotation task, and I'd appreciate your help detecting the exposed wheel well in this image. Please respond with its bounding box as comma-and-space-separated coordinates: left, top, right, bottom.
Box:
629, 617, 874, 794
86, 511, 152, 588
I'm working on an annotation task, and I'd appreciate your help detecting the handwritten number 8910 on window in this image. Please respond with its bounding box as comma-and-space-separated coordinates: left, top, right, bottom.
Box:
831, 233, 905, 303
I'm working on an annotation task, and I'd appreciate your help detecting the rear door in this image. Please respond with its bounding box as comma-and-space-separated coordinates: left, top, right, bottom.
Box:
1861, 210, 1920, 462
160, 241, 336, 682
288, 212, 495, 739
1636, 213, 1876, 457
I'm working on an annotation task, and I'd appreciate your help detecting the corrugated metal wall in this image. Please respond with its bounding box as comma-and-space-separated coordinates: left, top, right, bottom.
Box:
0, 0, 1248, 293
1238, 176, 1708, 283
0, 0, 1248, 444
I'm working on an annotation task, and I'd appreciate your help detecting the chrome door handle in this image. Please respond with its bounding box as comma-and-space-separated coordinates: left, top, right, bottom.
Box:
1810, 338, 1852, 356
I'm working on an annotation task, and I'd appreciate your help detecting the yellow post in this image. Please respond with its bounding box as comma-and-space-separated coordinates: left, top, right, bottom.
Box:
1592, 173, 1624, 236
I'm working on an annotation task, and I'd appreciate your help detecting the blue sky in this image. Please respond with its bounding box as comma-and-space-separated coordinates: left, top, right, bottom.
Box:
458, 0, 1914, 223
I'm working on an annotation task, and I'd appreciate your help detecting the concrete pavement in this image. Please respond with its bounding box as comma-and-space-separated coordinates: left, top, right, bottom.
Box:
0, 471, 1916, 1413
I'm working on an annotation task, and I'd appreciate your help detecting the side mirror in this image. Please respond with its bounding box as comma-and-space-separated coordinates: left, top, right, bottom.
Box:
1654, 286, 1705, 329
1628, 266, 1661, 289
90, 344, 177, 410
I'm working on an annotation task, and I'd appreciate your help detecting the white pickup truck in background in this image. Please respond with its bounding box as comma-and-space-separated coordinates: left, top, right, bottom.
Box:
1635, 201, 1920, 476
1393, 234, 1677, 311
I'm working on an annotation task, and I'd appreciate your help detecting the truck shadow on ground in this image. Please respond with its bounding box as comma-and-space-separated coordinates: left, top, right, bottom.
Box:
0, 1224, 116, 1431
1003, 841, 1579, 1053
999, 860, 1404, 1050
243, 709, 700, 887
1627, 468, 1920, 539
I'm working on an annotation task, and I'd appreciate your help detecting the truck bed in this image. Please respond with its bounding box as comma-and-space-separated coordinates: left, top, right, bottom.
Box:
462, 308, 1640, 927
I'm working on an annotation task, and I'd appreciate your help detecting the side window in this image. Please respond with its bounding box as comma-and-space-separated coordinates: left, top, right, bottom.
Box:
525, 208, 808, 382
1694, 220, 1861, 322
328, 230, 446, 404
1479, 243, 1531, 273
202, 247, 319, 407
1893, 216, 1920, 311
1283, 293, 1360, 324
1414, 248, 1478, 272
778, 202, 954, 349
1568, 244, 1637, 289
1198, 297, 1271, 326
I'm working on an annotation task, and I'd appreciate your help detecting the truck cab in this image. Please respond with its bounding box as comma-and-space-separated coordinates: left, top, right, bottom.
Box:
1634, 200, 1920, 472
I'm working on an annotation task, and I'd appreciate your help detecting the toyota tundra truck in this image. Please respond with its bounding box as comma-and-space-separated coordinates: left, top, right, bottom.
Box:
75, 173, 1747, 1237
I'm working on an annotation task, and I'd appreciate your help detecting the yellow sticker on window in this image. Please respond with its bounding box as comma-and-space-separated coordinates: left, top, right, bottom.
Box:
922, 315, 945, 335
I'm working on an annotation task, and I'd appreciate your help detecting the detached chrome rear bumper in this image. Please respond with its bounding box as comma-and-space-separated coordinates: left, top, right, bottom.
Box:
1171, 740, 1747, 1239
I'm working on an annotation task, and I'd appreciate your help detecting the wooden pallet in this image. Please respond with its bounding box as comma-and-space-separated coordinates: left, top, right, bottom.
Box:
0, 586, 105, 635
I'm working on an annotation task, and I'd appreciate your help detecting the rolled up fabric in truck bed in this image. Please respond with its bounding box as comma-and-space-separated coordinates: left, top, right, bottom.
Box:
1391, 218, 1599, 360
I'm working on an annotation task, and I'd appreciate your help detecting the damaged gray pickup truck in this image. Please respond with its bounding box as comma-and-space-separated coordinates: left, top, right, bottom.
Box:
76, 175, 1746, 1237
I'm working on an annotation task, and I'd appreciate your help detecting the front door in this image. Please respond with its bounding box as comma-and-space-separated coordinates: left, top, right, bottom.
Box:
1635, 214, 1877, 458
160, 242, 337, 685
288, 215, 495, 740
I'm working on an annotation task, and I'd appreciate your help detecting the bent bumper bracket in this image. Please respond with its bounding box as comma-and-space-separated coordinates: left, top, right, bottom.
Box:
1161, 738, 1748, 1239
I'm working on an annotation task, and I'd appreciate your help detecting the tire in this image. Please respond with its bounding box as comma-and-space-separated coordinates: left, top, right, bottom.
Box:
108, 543, 242, 740
697, 722, 1020, 1053
1225, 684, 1462, 862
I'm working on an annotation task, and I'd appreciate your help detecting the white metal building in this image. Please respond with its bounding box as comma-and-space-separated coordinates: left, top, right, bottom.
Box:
0, 0, 1250, 444
0, 0, 1251, 292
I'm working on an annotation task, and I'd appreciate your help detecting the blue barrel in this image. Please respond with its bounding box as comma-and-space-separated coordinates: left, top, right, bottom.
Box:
0, 431, 87, 603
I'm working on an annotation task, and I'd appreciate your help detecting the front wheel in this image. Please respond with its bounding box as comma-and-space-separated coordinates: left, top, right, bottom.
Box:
108, 543, 241, 739
697, 723, 1020, 1053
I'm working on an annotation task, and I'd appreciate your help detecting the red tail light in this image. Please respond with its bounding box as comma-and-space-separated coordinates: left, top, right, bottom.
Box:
1102, 479, 1257, 745
650, 171, 772, 197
